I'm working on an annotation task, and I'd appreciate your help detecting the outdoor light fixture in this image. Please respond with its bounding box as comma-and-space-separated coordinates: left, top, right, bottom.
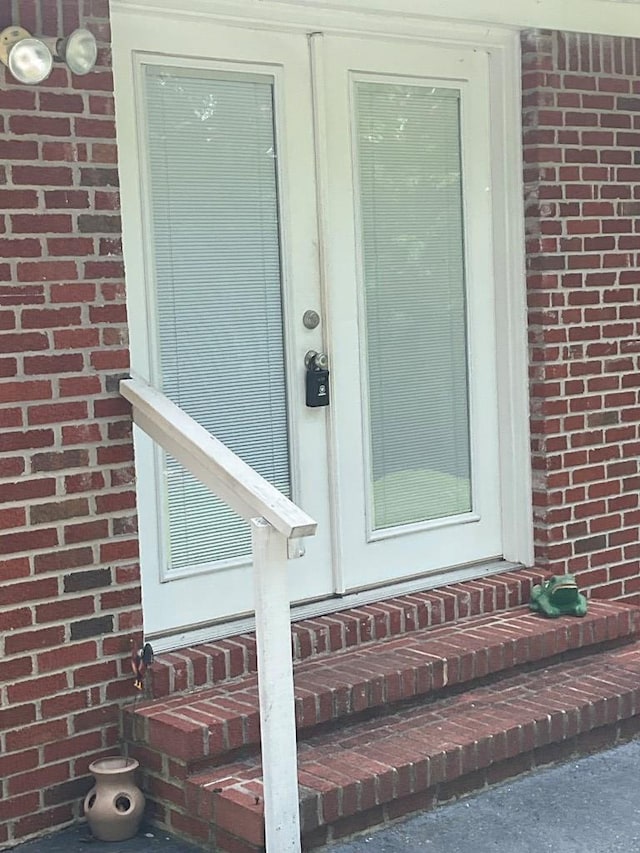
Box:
53, 29, 98, 75
0, 27, 52, 83
0, 25, 97, 84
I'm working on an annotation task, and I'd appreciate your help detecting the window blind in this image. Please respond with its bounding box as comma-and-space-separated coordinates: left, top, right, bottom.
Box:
144, 66, 290, 569
354, 81, 472, 530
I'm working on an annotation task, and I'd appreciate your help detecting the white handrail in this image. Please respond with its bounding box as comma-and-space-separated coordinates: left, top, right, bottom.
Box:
120, 376, 317, 539
121, 374, 309, 853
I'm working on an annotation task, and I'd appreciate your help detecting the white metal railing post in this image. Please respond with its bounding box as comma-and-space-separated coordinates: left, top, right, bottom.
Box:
251, 517, 301, 853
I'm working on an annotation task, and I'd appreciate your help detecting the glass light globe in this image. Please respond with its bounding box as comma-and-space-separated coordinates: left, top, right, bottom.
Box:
62, 28, 97, 75
8, 37, 52, 83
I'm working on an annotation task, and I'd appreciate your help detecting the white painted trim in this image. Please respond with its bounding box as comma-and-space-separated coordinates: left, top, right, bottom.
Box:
252, 518, 302, 853
487, 32, 535, 567
130, 54, 172, 583
367, 512, 483, 544
308, 32, 346, 594
120, 377, 318, 539
113, 0, 640, 39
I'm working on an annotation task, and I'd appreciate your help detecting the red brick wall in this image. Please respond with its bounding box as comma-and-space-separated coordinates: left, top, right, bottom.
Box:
523, 30, 640, 602
0, 0, 141, 845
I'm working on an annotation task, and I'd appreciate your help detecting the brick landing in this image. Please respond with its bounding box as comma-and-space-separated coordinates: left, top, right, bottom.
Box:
122, 573, 640, 851
148, 569, 546, 698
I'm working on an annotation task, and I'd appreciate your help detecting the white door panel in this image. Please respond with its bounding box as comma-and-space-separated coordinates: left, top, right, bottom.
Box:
315, 36, 502, 590
115, 21, 334, 636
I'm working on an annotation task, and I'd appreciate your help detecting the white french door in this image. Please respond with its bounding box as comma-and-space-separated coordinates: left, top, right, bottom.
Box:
117, 24, 336, 638
114, 15, 509, 642
317, 35, 502, 591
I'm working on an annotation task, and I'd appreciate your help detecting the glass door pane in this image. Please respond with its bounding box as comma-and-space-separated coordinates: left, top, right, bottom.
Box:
353, 81, 471, 531
144, 66, 290, 570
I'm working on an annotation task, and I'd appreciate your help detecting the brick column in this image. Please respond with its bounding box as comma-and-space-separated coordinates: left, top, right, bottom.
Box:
523, 29, 640, 601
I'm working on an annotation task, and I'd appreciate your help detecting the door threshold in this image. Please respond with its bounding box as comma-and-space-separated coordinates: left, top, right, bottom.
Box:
148, 558, 521, 653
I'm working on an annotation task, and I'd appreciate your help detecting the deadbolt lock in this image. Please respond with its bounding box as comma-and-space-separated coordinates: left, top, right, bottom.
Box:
304, 350, 330, 407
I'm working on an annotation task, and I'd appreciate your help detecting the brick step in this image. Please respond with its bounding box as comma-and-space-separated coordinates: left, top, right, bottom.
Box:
186, 640, 640, 851
149, 570, 546, 697
125, 600, 639, 771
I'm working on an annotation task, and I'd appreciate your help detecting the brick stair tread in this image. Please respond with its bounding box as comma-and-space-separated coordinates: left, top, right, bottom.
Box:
127, 600, 639, 763
188, 640, 640, 846
148, 571, 548, 698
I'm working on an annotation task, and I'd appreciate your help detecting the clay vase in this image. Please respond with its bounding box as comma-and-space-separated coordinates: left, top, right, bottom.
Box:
84, 756, 145, 841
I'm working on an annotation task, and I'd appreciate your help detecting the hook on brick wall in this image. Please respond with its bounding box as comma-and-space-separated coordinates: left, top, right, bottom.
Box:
130, 640, 154, 691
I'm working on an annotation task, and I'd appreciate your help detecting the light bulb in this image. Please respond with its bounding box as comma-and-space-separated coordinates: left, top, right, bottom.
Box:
59, 28, 97, 76
8, 37, 52, 84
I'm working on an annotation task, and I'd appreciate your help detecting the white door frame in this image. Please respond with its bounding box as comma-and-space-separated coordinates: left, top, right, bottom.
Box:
114, 0, 640, 40
112, 1, 533, 650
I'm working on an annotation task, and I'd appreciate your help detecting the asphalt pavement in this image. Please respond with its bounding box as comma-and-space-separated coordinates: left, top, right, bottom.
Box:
8, 738, 640, 853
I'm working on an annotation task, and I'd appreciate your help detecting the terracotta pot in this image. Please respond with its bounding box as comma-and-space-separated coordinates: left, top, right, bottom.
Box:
84, 756, 145, 841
